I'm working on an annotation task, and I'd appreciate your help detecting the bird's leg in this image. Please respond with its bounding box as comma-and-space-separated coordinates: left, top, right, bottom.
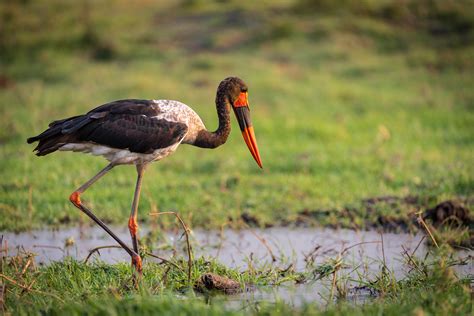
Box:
128, 164, 146, 266
69, 163, 142, 275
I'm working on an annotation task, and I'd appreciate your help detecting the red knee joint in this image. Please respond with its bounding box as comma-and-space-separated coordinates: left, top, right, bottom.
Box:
132, 255, 142, 273
128, 217, 139, 236
69, 191, 81, 206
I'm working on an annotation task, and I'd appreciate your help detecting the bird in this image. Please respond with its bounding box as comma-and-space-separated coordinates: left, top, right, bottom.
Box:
27, 77, 262, 275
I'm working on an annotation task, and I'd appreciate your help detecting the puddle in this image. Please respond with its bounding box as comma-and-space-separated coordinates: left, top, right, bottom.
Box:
215, 283, 330, 309
215, 282, 377, 308
1, 226, 472, 307
2, 226, 471, 275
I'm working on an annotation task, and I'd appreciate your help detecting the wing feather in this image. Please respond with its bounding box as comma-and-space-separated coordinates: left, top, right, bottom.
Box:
28, 99, 188, 155
76, 114, 188, 154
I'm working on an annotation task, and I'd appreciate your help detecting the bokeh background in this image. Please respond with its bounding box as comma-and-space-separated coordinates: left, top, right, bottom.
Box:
1, 0, 473, 232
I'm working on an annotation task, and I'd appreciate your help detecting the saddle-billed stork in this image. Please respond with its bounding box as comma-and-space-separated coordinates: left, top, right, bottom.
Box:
27, 77, 262, 275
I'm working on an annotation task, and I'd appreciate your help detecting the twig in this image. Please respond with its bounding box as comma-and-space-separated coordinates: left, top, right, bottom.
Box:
84, 245, 122, 263
451, 245, 473, 252
410, 235, 426, 257
21, 279, 36, 295
329, 256, 342, 303
33, 245, 64, 252
380, 232, 387, 271
20, 258, 32, 276
304, 245, 321, 265
145, 252, 183, 272
149, 211, 193, 285
417, 213, 439, 248
215, 222, 228, 258
246, 227, 277, 262
0, 273, 64, 303
2, 239, 7, 257
279, 263, 294, 274
0, 283, 5, 313
401, 244, 427, 277
340, 241, 381, 256
160, 265, 171, 287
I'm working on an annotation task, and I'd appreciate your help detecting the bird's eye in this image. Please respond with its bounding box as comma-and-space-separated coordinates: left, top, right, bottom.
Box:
241, 87, 248, 93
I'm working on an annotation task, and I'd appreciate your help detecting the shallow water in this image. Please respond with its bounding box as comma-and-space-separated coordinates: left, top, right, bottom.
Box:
1, 226, 471, 306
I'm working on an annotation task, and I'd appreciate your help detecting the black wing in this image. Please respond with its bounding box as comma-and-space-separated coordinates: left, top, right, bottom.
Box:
76, 113, 187, 153
27, 99, 188, 156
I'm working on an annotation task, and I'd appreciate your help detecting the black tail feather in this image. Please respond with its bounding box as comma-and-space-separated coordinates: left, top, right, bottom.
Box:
27, 115, 87, 156
27, 125, 62, 144
27, 136, 39, 144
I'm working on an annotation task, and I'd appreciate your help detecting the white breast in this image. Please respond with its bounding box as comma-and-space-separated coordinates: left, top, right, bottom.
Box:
60, 141, 183, 165
151, 99, 206, 144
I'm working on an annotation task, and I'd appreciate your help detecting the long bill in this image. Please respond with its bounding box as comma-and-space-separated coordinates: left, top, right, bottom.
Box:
233, 105, 263, 168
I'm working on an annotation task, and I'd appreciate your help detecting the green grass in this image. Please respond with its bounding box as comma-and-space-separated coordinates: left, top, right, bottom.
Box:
1, 245, 471, 315
1, 0, 473, 232
2, 2, 473, 314
1, 0, 472, 232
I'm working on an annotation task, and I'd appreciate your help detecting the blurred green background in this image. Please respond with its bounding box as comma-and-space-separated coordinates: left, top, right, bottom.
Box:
1, 0, 473, 231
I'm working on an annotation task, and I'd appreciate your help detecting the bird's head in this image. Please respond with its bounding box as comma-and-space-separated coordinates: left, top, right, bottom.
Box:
219, 77, 263, 168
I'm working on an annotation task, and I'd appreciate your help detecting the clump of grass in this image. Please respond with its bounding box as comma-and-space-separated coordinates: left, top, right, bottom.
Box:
420, 200, 472, 247
430, 226, 472, 248
1, 239, 470, 315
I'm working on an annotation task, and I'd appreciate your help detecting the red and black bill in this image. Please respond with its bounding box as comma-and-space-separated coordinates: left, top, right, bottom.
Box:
233, 92, 263, 168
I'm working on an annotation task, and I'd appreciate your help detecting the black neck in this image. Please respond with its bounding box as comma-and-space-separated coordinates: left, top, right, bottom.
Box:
193, 93, 231, 149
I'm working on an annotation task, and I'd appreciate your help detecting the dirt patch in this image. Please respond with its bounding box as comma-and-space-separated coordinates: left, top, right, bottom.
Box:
423, 200, 471, 227
240, 212, 260, 227
294, 196, 472, 236
423, 200, 472, 248
295, 195, 432, 231
374, 215, 410, 231
195, 273, 242, 295
362, 195, 422, 205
